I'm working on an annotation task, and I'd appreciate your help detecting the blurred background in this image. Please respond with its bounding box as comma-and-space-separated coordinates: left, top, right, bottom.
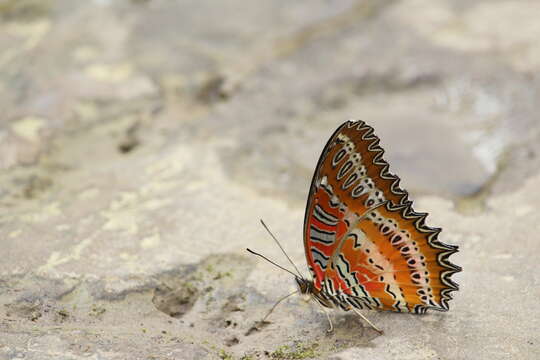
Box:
1, 1, 539, 359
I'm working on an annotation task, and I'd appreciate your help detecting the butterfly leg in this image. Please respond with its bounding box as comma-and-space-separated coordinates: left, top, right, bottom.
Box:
351, 307, 383, 335
315, 301, 334, 333
324, 308, 334, 333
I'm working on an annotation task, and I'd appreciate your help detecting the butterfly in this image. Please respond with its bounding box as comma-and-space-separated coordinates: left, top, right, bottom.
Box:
248, 120, 461, 334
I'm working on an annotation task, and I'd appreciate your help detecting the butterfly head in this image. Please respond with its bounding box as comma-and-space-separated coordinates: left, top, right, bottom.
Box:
295, 277, 312, 295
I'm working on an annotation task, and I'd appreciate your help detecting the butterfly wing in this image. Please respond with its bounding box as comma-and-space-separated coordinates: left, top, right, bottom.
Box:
303, 120, 460, 313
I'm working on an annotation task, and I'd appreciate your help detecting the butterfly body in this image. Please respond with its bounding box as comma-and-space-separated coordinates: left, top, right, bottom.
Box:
295, 276, 335, 309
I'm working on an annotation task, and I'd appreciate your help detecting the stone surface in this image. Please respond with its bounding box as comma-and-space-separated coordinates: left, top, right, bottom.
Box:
1, 0, 539, 359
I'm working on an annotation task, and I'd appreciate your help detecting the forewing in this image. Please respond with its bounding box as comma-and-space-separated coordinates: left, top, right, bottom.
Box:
303, 120, 460, 313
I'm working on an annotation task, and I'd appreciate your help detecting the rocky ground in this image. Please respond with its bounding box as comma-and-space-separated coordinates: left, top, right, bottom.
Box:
1, 0, 539, 359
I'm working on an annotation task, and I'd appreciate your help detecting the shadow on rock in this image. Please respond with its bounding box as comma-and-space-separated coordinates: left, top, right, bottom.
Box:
151, 253, 254, 319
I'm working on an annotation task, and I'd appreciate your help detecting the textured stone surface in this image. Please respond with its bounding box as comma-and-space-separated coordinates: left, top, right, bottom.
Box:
1, 1, 539, 359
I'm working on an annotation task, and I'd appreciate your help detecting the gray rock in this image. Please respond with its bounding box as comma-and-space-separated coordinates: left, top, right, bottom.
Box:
1, 1, 539, 359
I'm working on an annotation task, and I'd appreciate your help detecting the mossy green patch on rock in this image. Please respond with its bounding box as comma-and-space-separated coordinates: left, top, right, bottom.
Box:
270, 342, 319, 360
89, 304, 106, 318
218, 349, 234, 360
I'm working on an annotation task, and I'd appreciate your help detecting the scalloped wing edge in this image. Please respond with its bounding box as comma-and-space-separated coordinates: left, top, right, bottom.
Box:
345, 119, 412, 207
384, 200, 461, 312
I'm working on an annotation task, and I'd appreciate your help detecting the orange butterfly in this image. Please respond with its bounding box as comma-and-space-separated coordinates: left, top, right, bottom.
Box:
249, 120, 460, 333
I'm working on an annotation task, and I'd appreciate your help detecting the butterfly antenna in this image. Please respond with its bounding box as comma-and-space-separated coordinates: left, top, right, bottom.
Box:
259, 219, 304, 278
246, 248, 298, 278
261, 290, 299, 322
